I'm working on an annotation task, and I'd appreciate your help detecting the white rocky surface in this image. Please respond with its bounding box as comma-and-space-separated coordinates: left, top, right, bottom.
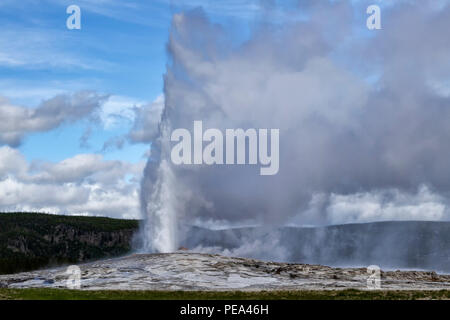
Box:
1, 253, 449, 291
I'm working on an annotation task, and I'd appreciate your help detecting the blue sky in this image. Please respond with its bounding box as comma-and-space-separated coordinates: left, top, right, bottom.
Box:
0, 0, 276, 218
0, 0, 170, 162
0, 0, 377, 164
0, 0, 270, 163
2, 0, 449, 223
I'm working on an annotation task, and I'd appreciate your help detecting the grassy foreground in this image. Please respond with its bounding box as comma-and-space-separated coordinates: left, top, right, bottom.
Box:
0, 288, 449, 300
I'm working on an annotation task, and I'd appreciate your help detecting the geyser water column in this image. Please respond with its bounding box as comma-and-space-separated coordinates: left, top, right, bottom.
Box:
140, 121, 180, 253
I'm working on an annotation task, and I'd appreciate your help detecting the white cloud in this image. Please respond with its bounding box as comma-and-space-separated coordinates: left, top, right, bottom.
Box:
326, 186, 449, 224
0, 78, 104, 106
0, 146, 27, 178
100, 95, 146, 130
128, 94, 164, 143
0, 92, 106, 147
97, 94, 164, 152
286, 186, 450, 227
0, 146, 144, 219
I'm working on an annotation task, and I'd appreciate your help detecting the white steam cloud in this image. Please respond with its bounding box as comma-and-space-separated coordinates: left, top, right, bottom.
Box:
140, 1, 450, 253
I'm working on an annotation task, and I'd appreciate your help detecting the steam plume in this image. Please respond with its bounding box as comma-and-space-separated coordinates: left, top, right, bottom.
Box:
140, 1, 450, 254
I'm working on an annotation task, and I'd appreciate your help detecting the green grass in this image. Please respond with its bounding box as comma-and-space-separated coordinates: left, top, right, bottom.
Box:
0, 288, 449, 300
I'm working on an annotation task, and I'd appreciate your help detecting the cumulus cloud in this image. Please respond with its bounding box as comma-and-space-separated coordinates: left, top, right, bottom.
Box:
0, 146, 144, 219
128, 95, 165, 143
326, 186, 449, 224
97, 94, 164, 152
100, 95, 147, 130
0, 146, 27, 178
287, 185, 450, 226
0, 92, 106, 147
140, 1, 450, 251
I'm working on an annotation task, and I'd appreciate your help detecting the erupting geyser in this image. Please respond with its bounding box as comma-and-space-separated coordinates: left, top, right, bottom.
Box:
140, 121, 180, 253
140, 3, 450, 260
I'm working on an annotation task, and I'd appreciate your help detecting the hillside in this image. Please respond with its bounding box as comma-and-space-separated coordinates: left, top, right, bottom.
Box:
0, 212, 139, 274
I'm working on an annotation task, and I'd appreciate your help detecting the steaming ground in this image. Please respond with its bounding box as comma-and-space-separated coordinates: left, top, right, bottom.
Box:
1, 252, 450, 291
182, 221, 450, 273
1, 221, 449, 291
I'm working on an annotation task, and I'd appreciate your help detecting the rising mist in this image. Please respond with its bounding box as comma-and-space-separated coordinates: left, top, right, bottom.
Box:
139, 0, 450, 268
